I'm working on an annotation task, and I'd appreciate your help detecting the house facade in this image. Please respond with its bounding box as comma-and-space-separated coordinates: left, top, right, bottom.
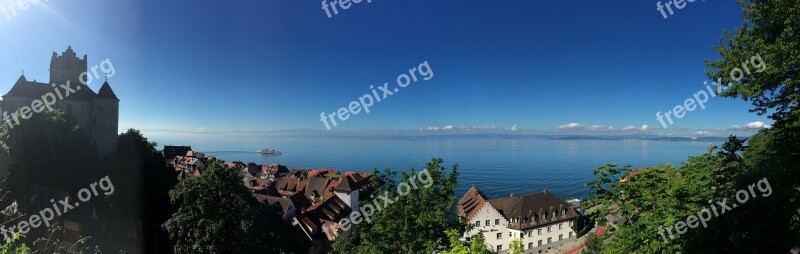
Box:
457, 186, 579, 253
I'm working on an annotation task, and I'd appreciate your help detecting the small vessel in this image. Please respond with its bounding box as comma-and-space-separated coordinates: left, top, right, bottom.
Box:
257, 148, 281, 155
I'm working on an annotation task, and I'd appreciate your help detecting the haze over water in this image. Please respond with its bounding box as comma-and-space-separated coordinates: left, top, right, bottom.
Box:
148, 133, 717, 200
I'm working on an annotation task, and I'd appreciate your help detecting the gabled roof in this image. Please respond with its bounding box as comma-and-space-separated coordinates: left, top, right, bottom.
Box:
487, 190, 578, 225
334, 176, 355, 192
457, 186, 490, 221
294, 195, 351, 241
4, 75, 50, 97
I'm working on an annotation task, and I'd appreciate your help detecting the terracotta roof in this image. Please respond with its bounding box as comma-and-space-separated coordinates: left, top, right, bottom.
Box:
457, 186, 490, 221
289, 192, 312, 212
308, 168, 339, 177
262, 164, 289, 176
335, 176, 355, 192
254, 194, 292, 214
294, 195, 351, 241
275, 176, 308, 195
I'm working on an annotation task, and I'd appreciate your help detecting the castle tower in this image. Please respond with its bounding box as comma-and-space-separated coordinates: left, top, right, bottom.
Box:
49, 45, 88, 85
93, 80, 119, 156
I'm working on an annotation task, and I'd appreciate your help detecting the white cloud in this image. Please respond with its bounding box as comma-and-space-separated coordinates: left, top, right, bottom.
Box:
509, 124, 522, 132
694, 131, 717, 136
729, 121, 772, 131
623, 124, 650, 132
558, 123, 583, 130
422, 126, 440, 131
442, 125, 454, 130
589, 125, 605, 131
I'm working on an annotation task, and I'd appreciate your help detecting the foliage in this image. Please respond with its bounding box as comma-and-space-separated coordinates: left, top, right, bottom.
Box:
441, 229, 491, 254
162, 162, 291, 253
333, 158, 462, 254
1, 232, 30, 254
107, 129, 177, 253
705, 0, 800, 129
0, 110, 104, 200
509, 238, 523, 254
582, 233, 602, 254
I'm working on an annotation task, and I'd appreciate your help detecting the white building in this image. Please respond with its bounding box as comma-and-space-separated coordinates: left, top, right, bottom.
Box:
457, 186, 579, 253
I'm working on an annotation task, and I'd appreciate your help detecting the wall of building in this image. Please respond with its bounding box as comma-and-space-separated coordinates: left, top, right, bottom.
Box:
334, 189, 359, 212
465, 204, 508, 252
91, 98, 118, 156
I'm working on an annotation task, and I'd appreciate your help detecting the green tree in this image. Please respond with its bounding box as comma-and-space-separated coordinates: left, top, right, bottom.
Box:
107, 129, 178, 253
704, 0, 800, 251
441, 229, 491, 254
509, 238, 523, 254
705, 0, 800, 128
583, 233, 601, 254
336, 158, 462, 254
162, 162, 292, 253
0, 110, 104, 201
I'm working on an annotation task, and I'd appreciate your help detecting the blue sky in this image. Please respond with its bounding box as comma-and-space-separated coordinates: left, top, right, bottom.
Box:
0, 0, 773, 137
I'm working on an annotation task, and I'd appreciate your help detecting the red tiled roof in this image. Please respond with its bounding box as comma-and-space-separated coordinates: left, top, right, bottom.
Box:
457, 186, 489, 221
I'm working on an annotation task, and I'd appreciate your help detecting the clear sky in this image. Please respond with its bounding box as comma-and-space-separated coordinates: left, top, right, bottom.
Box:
0, 0, 773, 137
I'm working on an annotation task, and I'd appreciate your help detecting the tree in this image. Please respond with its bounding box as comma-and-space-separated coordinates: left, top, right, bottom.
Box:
162, 162, 292, 253
705, 0, 800, 251
583, 233, 602, 254
107, 129, 178, 253
441, 229, 491, 254
335, 158, 462, 254
0, 110, 104, 200
705, 0, 800, 129
509, 238, 523, 254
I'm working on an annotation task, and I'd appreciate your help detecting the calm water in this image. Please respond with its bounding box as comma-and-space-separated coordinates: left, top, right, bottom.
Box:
148, 134, 716, 200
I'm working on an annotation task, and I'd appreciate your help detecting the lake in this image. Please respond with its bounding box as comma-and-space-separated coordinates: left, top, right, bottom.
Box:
147, 133, 717, 200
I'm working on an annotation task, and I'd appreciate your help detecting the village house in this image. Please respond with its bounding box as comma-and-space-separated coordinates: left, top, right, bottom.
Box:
457, 186, 579, 253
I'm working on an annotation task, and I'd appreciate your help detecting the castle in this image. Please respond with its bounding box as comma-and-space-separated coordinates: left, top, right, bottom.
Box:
0, 46, 119, 156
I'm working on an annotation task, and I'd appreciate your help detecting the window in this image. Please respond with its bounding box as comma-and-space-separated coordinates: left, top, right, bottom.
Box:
476, 221, 480, 227
559, 223, 563, 229
509, 232, 512, 237
559, 234, 563, 241
538, 240, 542, 246
542, 213, 546, 220
531, 214, 537, 221
497, 233, 502, 239
520, 233, 524, 239
537, 228, 542, 235
485, 220, 490, 226
529, 243, 533, 249
569, 232, 573, 238
547, 237, 552, 244
495, 219, 500, 225
562, 208, 567, 215
547, 226, 552, 232
528, 231, 533, 237
496, 245, 502, 251
552, 211, 556, 218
